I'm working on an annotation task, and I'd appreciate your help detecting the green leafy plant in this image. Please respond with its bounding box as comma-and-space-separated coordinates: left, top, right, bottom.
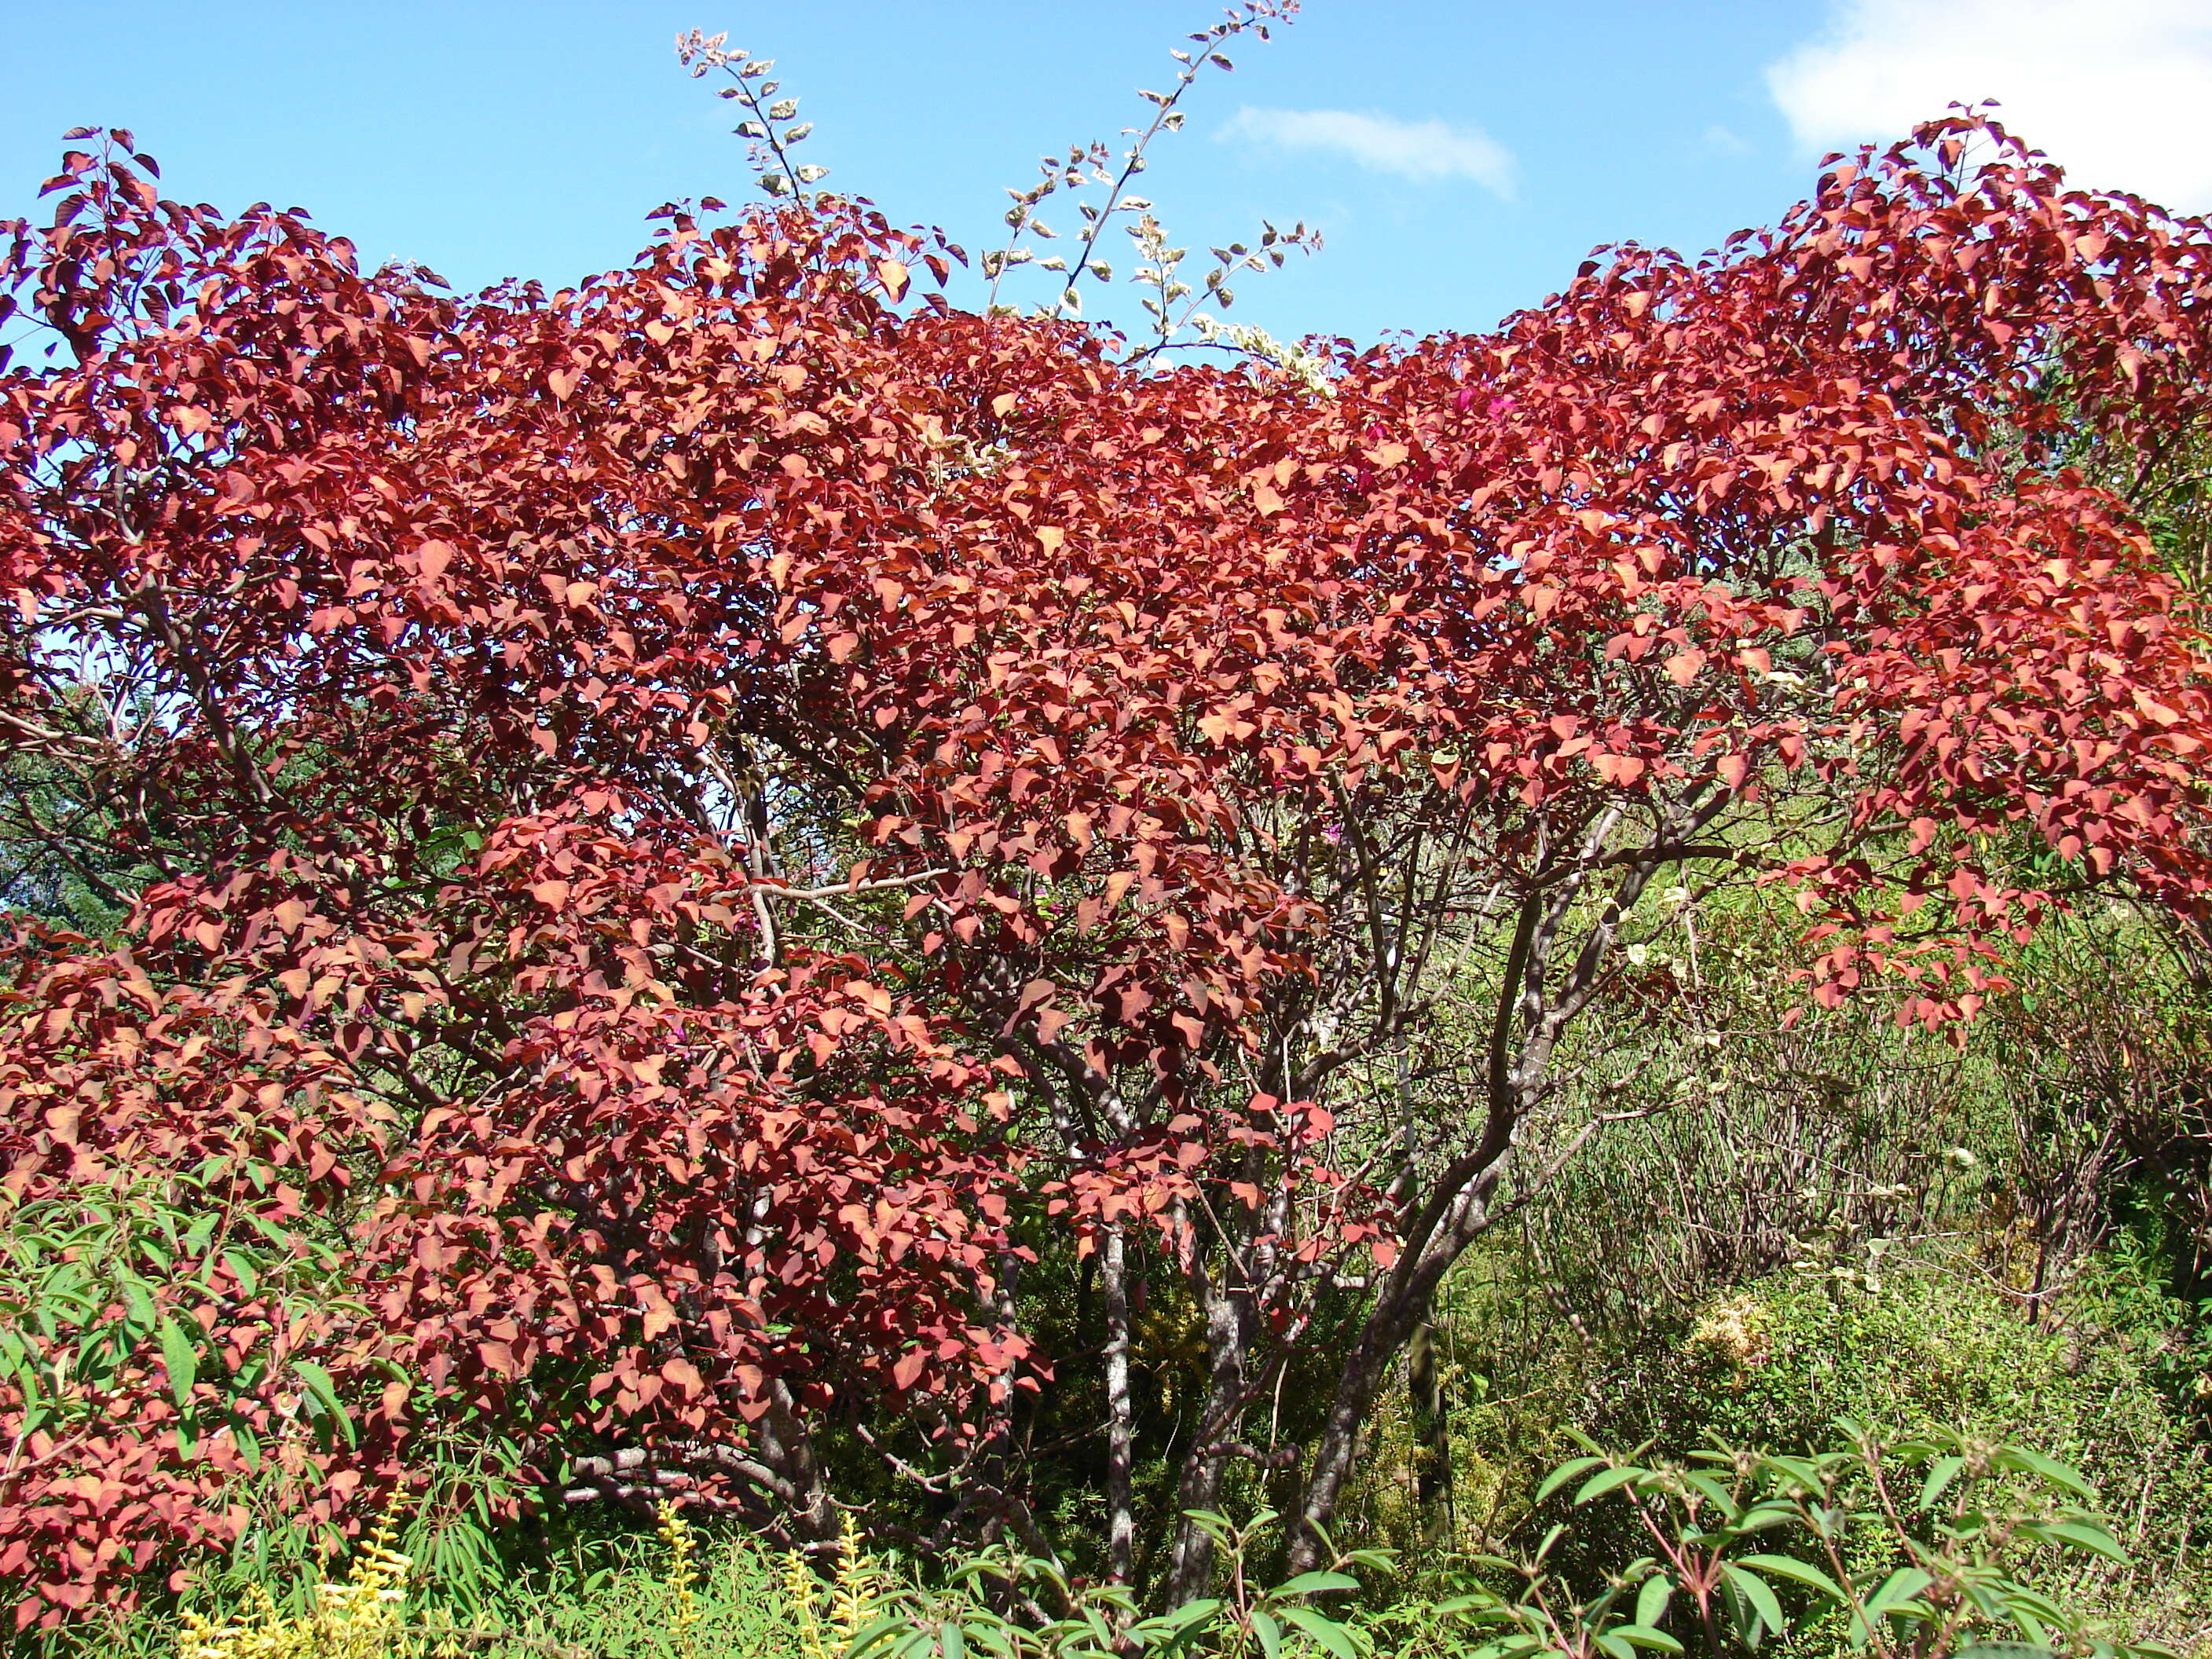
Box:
1433, 1423, 2168, 1659
0, 1166, 360, 1459
1129, 1510, 1389, 1659
822, 1507, 1384, 1659
176, 1500, 416, 1659
841, 1543, 1130, 1659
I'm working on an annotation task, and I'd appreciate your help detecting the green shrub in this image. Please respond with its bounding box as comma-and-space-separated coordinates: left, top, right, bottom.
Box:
1408, 1250, 2212, 1646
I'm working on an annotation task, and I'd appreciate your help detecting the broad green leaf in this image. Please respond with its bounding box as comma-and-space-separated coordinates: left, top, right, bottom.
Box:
1536, 1456, 1607, 1505
1635, 1573, 1672, 1630
846, 1612, 908, 1656
1181, 1510, 1235, 1544
291, 1361, 357, 1446
1721, 1565, 1788, 1642
1994, 1446, 2095, 1501
1135, 1597, 1223, 1640
1682, 1473, 1740, 1518
1758, 1454, 1826, 1492
1277, 1605, 1361, 1659
1735, 1503, 1796, 1533
1959, 1577, 2012, 1623
244, 1210, 300, 1247
2009, 1603, 2056, 1650
1275, 1571, 1360, 1598
1917, 1454, 1966, 1511
1584, 1581, 1632, 1624
1458, 1639, 1540, 1659
73, 1337, 117, 1388
222, 1250, 262, 1296
1575, 1466, 1648, 1505
1251, 1608, 1283, 1659
120, 1280, 157, 1333
1738, 1555, 1845, 1604
2036, 1519, 2127, 1562
157, 1317, 198, 1408
1434, 1591, 1505, 1617
292, 1359, 342, 1413
2001, 1587, 2067, 1629
1610, 1624, 1685, 1654
1866, 1566, 1934, 1615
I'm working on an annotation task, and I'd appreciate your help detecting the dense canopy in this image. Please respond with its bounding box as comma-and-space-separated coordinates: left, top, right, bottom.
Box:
3, 113, 2211, 1623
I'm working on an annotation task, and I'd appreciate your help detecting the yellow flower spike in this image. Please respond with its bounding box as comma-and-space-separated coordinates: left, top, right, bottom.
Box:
830, 1513, 886, 1652
176, 1490, 419, 1659
657, 1500, 702, 1659
785, 1545, 831, 1659
174, 1606, 244, 1659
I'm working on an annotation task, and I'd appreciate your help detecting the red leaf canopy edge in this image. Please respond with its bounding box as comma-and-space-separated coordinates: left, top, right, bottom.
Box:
2, 114, 2210, 1619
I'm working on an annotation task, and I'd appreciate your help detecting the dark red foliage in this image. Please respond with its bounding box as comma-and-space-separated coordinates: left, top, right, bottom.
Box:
3, 115, 2211, 1620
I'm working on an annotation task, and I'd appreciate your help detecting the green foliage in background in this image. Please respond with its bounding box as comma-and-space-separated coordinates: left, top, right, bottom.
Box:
18, 1420, 2177, 1659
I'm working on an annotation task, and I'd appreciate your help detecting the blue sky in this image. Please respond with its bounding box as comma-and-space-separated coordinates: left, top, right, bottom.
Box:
5, 1, 2209, 350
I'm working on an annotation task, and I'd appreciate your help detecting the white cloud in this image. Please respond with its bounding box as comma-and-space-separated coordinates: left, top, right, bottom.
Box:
1221, 106, 1516, 198
1766, 0, 2212, 212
